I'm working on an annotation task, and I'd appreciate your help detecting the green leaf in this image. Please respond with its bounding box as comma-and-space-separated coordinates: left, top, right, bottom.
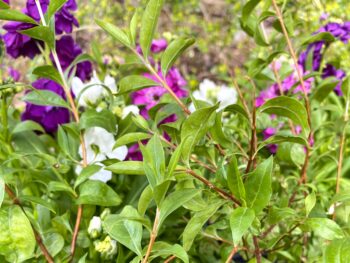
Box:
0, 177, 4, 207
227, 155, 246, 204
106, 161, 145, 175
0, 206, 36, 262
43, 232, 65, 257
0, 9, 37, 24
161, 37, 195, 76
209, 111, 232, 148
95, 19, 131, 47
103, 206, 143, 256
139, 135, 165, 189
151, 242, 189, 263
241, 0, 261, 26
166, 140, 184, 178
12, 120, 45, 134
77, 180, 122, 206
114, 132, 151, 149
80, 109, 116, 133
323, 238, 350, 263
180, 105, 218, 164
20, 195, 56, 213
304, 218, 344, 240
32, 65, 64, 86
311, 78, 339, 102
224, 104, 250, 121
47, 0, 67, 20
48, 181, 76, 197
23, 89, 69, 109
245, 157, 273, 214
301, 32, 335, 46
230, 207, 255, 244
118, 75, 158, 95
74, 164, 103, 189
139, 0, 164, 58
129, 11, 139, 45
259, 96, 309, 135
159, 188, 201, 227
182, 200, 224, 251
138, 185, 153, 216
20, 26, 55, 49
256, 135, 308, 155
305, 191, 316, 217
0, 1, 9, 9
57, 126, 78, 159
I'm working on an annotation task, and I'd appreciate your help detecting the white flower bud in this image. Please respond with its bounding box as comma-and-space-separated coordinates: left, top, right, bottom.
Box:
88, 216, 102, 238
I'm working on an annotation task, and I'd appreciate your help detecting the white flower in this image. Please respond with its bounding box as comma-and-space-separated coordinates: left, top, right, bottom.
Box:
72, 71, 117, 107
122, 105, 140, 119
189, 79, 237, 112
77, 127, 128, 183
88, 216, 102, 238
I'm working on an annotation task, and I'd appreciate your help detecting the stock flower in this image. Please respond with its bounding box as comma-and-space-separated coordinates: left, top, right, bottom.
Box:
53, 36, 92, 81
3, 21, 41, 59
132, 67, 188, 118
77, 127, 128, 182
26, 0, 78, 34
189, 79, 238, 112
21, 79, 70, 133
72, 72, 116, 107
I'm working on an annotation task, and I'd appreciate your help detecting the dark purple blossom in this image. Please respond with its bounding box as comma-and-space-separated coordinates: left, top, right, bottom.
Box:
262, 127, 277, 154
26, 0, 78, 34
53, 36, 92, 81
3, 21, 41, 59
2, 0, 9, 4
126, 144, 143, 161
21, 79, 70, 133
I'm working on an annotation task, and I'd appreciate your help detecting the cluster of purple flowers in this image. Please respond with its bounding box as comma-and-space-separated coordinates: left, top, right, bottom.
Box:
127, 39, 188, 160
2, 0, 92, 133
258, 21, 350, 153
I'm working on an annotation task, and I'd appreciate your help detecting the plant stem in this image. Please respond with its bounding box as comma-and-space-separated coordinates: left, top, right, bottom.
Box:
142, 208, 160, 263
164, 255, 176, 263
253, 236, 261, 263
34, 1, 87, 260
272, 0, 312, 201
181, 169, 241, 205
225, 246, 239, 263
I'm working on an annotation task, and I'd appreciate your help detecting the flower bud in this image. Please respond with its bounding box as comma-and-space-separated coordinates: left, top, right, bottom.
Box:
88, 216, 102, 238
94, 236, 117, 259
100, 208, 111, 220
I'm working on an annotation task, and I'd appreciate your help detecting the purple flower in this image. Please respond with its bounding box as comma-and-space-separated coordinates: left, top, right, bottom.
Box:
21, 79, 70, 133
2, 21, 42, 59
8, 67, 20, 81
132, 67, 188, 118
262, 127, 277, 154
298, 41, 324, 71
26, 0, 78, 34
2, 0, 9, 4
53, 36, 92, 81
322, 64, 346, 96
126, 144, 143, 161
150, 39, 168, 53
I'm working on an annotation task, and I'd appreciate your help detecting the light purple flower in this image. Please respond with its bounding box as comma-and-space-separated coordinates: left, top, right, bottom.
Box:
132, 67, 188, 118
21, 79, 70, 133
150, 39, 168, 53
8, 67, 20, 81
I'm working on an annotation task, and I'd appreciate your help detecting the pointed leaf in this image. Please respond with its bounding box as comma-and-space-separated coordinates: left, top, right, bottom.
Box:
0, 9, 37, 24
227, 155, 246, 204
23, 89, 69, 109
230, 207, 255, 244
139, 0, 164, 58
95, 19, 131, 47
106, 161, 145, 175
32, 65, 64, 86
118, 75, 158, 95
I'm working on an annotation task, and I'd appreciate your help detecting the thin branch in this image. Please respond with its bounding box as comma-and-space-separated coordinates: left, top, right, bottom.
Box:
164, 255, 176, 263
253, 236, 261, 263
180, 169, 241, 205
142, 208, 160, 263
34, 1, 88, 260
225, 246, 239, 263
